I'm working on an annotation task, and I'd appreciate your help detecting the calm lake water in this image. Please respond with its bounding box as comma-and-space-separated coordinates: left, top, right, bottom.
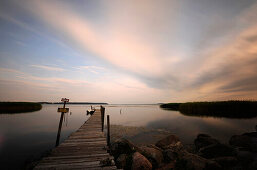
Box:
1, 104, 257, 169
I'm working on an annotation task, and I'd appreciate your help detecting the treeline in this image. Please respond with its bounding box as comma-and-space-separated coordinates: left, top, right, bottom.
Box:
0, 102, 42, 113
160, 101, 257, 118
39, 102, 108, 105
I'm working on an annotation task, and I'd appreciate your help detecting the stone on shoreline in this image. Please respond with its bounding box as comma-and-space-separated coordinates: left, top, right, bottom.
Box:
140, 145, 164, 168
116, 154, 128, 169
110, 138, 140, 159
175, 150, 221, 170
131, 152, 152, 170
229, 132, 257, 152
198, 143, 236, 159
155, 134, 180, 149
194, 134, 219, 151
211, 156, 238, 168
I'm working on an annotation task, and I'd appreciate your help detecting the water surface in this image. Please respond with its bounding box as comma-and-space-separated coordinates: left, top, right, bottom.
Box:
0, 104, 256, 169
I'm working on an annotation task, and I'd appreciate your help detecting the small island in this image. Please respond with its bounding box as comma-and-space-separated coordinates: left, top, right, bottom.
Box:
160, 101, 257, 118
0, 102, 42, 114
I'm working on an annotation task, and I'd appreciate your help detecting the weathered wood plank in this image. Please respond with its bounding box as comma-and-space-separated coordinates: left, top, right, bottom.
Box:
34, 109, 116, 170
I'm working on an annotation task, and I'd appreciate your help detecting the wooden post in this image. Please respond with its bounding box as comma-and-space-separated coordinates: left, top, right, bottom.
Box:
55, 101, 67, 147
55, 112, 64, 146
101, 106, 105, 132
107, 115, 110, 147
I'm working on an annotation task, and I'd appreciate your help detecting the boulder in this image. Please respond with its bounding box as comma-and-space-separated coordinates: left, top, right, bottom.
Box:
156, 162, 175, 170
199, 143, 236, 159
140, 145, 164, 168
249, 160, 257, 170
175, 151, 221, 170
236, 147, 257, 163
156, 135, 180, 149
110, 138, 139, 158
212, 157, 237, 168
194, 134, 219, 151
116, 154, 127, 169
229, 133, 257, 152
163, 149, 179, 163
131, 152, 152, 170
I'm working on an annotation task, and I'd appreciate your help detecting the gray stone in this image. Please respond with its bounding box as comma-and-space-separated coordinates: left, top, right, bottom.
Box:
194, 134, 219, 151
212, 157, 237, 168
175, 151, 221, 170
199, 143, 236, 159
110, 138, 139, 158
230, 133, 257, 152
163, 149, 179, 162
140, 145, 164, 168
131, 152, 152, 170
116, 154, 127, 169
236, 148, 257, 163
156, 162, 175, 170
156, 135, 180, 149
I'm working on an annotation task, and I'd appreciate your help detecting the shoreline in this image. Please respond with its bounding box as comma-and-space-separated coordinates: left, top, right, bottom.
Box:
108, 124, 257, 169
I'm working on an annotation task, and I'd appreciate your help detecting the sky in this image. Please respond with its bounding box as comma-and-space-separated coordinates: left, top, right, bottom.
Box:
0, 0, 257, 104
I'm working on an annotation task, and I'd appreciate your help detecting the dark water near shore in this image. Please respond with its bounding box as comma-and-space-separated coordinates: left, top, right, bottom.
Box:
0, 104, 257, 169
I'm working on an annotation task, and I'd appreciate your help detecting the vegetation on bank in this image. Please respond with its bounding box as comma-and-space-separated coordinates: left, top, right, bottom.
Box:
160, 103, 181, 110
0, 102, 42, 113
160, 101, 257, 118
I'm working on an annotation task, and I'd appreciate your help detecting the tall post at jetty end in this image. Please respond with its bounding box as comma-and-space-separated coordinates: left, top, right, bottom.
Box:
56, 98, 69, 147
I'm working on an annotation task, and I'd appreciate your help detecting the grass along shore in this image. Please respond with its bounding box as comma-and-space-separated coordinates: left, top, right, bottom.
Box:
0, 102, 42, 113
160, 101, 257, 118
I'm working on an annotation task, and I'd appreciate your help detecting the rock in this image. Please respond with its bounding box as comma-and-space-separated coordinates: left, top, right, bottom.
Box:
199, 143, 236, 159
194, 134, 220, 151
212, 157, 237, 168
163, 149, 179, 162
229, 133, 257, 152
175, 151, 221, 170
131, 152, 152, 170
249, 160, 257, 170
116, 154, 127, 169
243, 132, 257, 138
236, 147, 257, 163
100, 157, 115, 166
156, 135, 180, 149
156, 162, 175, 170
110, 138, 139, 158
163, 142, 184, 163
140, 145, 164, 168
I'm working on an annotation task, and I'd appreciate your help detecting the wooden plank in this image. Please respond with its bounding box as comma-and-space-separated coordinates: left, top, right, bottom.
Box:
34, 109, 116, 170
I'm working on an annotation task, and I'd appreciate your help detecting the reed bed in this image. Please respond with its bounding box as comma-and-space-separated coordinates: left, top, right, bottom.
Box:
160, 101, 257, 118
0, 102, 42, 113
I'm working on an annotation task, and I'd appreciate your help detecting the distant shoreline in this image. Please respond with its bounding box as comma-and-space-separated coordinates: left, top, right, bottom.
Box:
160, 100, 257, 118
0, 102, 42, 114
39, 102, 108, 105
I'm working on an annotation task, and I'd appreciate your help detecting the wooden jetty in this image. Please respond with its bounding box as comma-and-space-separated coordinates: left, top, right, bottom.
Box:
34, 108, 116, 170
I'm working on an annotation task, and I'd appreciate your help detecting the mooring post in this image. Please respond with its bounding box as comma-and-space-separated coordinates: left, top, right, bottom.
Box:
55, 112, 64, 146
55, 100, 67, 147
107, 115, 110, 147
101, 106, 105, 132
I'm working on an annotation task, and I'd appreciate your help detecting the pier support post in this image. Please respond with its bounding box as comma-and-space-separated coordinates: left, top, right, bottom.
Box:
101, 106, 105, 132
107, 115, 110, 147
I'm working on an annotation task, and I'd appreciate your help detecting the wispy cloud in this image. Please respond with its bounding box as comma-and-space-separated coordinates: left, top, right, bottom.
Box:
30, 65, 65, 72
77, 65, 105, 74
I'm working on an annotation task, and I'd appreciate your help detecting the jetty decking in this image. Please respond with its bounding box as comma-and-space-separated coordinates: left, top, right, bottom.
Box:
34, 109, 116, 170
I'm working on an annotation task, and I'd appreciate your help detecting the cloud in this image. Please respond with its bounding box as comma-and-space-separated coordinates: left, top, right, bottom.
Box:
1, 0, 257, 102
30, 65, 65, 72
24, 0, 178, 78
77, 65, 105, 74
